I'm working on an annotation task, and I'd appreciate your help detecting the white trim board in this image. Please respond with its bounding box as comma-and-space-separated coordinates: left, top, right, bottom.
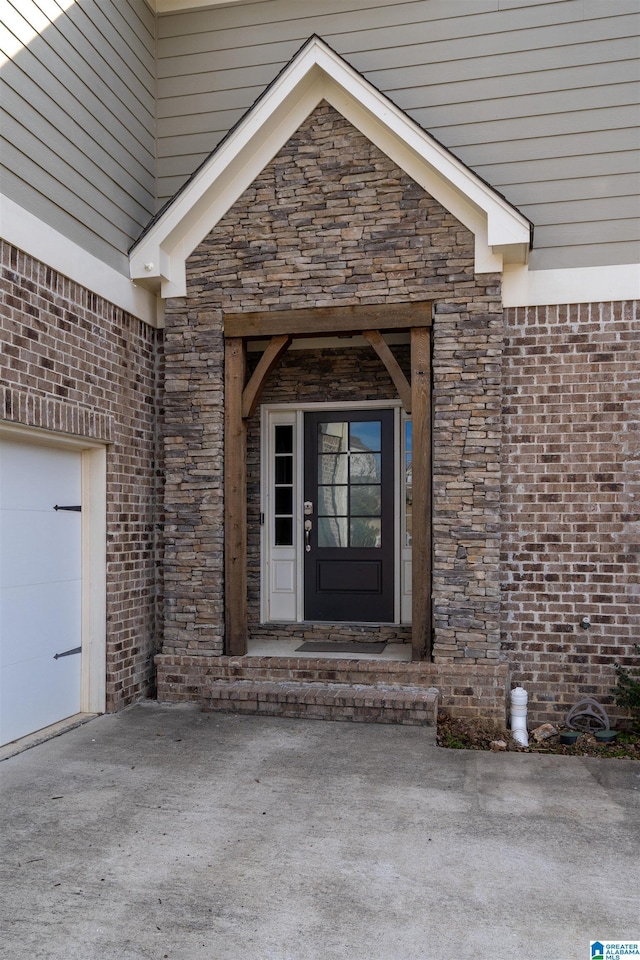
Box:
152, 0, 248, 11
503, 262, 640, 308
1, 195, 160, 328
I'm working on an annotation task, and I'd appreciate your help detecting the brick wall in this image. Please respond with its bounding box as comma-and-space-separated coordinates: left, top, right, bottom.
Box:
0, 241, 163, 709
163, 101, 503, 664
502, 301, 640, 724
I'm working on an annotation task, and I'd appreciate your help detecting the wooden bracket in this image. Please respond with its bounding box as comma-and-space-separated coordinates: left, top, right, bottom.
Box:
362, 329, 412, 413
241, 334, 291, 419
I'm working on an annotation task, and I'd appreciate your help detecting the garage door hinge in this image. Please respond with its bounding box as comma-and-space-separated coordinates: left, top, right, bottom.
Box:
53, 504, 81, 511
53, 646, 81, 660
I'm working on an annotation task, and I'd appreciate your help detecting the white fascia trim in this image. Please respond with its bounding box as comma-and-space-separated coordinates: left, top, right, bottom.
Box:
81, 443, 107, 715
503, 262, 640, 308
130, 64, 323, 297
164, 74, 324, 298
1, 194, 159, 327
153, 0, 247, 11
130, 37, 530, 298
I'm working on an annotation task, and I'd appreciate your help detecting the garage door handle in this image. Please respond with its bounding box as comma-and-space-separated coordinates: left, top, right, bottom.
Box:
53, 646, 81, 660
54, 505, 81, 512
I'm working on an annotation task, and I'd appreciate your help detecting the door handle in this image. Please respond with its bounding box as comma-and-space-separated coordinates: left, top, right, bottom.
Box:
304, 519, 312, 552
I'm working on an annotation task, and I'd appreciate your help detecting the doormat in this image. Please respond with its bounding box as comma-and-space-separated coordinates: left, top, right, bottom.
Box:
295, 641, 387, 654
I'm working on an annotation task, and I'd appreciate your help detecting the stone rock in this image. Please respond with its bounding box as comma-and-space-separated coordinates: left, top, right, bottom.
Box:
532, 723, 559, 743
490, 740, 507, 751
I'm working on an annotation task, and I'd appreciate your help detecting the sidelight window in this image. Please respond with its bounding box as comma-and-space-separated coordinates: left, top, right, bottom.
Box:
404, 419, 412, 546
274, 424, 294, 545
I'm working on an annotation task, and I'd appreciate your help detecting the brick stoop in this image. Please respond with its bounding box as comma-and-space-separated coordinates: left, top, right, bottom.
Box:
156, 654, 510, 723
201, 679, 438, 726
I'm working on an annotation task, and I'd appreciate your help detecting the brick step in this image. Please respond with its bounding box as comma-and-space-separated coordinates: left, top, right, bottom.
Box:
157, 654, 510, 722
201, 678, 438, 726
196, 655, 443, 687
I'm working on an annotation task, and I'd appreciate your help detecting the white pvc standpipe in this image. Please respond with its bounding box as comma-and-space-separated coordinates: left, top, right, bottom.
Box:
510, 686, 529, 747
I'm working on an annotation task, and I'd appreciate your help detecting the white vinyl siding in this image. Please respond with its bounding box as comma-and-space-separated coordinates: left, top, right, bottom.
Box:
156, 0, 640, 271
0, 0, 156, 273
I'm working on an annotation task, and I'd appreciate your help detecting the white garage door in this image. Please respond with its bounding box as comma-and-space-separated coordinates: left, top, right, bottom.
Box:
0, 439, 82, 746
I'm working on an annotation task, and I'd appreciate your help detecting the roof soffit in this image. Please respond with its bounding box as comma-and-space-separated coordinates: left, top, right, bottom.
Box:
130, 36, 531, 299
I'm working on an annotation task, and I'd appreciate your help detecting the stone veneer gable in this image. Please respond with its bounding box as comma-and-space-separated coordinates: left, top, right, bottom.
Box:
162, 101, 504, 666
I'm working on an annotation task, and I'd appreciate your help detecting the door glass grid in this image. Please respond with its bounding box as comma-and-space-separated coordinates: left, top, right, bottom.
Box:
317, 421, 382, 548
274, 424, 294, 545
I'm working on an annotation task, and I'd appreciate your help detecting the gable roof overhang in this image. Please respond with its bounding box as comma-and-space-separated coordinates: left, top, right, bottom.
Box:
130, 36, 532, 300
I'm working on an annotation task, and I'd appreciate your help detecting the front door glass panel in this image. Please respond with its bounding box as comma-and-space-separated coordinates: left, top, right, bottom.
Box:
317, 420, 383, 548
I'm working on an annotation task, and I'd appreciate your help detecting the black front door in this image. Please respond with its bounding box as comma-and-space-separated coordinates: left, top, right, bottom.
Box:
303, 410, 394, 622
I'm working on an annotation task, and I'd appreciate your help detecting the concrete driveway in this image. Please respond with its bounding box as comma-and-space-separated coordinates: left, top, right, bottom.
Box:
1, 701, 638, 960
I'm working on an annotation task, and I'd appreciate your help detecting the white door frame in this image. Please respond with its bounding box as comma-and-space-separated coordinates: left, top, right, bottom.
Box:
0, 423, 106, 717
260, 400, 411, 624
